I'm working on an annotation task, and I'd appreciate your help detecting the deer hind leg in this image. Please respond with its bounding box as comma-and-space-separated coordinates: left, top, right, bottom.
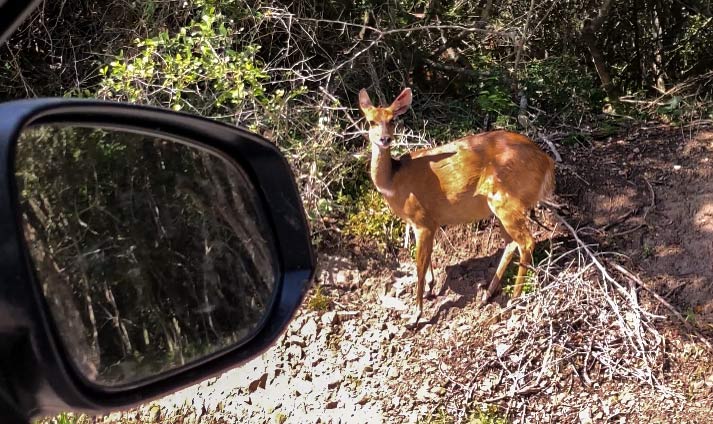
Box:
481, 240, 518, 304
426, 262, 437, 298
484, 195, 535, 304
409, 225, 435, 324
511, 233, 534, 298
498, 211, 535, 300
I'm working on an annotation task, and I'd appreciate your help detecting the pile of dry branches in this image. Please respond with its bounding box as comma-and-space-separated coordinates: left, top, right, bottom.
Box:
436, 213, 689, 421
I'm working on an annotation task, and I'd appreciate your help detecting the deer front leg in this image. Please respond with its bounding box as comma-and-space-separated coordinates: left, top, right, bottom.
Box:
406, 226, 435, 327
403, 223, 413, 249
408, 224, 437, 299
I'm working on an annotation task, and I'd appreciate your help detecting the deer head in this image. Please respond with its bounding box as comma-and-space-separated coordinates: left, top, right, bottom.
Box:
358, 88, 412, 148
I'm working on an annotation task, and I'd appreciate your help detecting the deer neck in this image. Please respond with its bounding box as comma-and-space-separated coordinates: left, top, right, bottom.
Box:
370, 143, 397, 197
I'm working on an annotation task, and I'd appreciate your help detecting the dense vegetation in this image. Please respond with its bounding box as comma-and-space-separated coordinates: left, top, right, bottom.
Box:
2, 0, 712, 246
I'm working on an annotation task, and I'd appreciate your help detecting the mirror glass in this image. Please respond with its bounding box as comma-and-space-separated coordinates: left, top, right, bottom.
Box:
14, 125, 278, 387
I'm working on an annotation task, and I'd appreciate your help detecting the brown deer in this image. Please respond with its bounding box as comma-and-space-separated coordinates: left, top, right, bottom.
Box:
358, 87, 555, 325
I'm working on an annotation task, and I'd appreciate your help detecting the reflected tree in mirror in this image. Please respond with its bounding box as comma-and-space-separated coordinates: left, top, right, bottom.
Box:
14, 125, 278, 387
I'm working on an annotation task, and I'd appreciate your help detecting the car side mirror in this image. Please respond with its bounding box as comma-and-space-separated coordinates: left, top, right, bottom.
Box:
0, 99, 314, 420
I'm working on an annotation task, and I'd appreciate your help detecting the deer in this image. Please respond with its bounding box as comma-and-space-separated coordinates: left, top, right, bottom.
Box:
358, 87, 555, 326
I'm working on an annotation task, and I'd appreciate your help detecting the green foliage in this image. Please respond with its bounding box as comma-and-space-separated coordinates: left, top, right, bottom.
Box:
421, 408, 455, 424
642, 244, 654, 259
97, 6, 287, 122
415, 99, 487, 141
94, 2, 346, 235
474, 76, 516, 117
4, 0, 713, 248
336, 157, 375, 200
420, 404, 508, 424
595, 121, 621, 138
465, 404, 509, 424
562, 132, 592, 147
36, 413, 88, 424
654, 94, 713, 125
656, 95, 685, 122
677, 15, 713, 73
429, 62, 516, 135
502, 242, 550, 296
306, 285, 332, 312
274, 411, 288, 424
342, 187, 405, 249
524, 56, 606, 121
308, 154, 371, 226
55, 414, 77, 424
685, 307, 697, 323
501, 266, 536, 296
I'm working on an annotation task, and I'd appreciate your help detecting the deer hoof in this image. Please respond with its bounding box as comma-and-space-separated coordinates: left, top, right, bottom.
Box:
404, 308, 422, 329
477, 290, 493, 307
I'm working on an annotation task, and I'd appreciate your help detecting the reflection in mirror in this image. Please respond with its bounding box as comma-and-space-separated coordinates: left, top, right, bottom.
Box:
14, 125, 278, 387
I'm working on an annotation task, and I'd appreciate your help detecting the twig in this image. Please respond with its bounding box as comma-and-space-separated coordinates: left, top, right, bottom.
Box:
538, 132, 562, 163
602, 176, 655, 235
609, 223, 646, 237
483, 383, 542, 403
600, 208, 637, 231
609, 262, 712, 351
663, 280, 691, 298
560, 164, 592, 186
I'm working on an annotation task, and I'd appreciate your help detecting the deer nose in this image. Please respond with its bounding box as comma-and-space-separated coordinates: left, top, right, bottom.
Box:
379, 136, 391, 146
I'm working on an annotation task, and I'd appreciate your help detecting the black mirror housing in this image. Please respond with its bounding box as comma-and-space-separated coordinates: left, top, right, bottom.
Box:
0, 99, 315, 420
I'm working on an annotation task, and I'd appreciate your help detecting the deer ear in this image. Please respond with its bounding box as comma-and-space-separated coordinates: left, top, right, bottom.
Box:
390, 88, 412, 117
358, 89, 373, 111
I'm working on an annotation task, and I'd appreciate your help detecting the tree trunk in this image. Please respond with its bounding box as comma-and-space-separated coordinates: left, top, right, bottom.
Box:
581, 0, 619, 101
652, 2, 667, 92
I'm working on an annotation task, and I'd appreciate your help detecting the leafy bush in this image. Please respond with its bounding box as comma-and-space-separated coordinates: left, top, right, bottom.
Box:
524, 56, 606, 122
474, 75, 517, 118
97, 7, 280, 121
94, 4, 354, 238
342, 187, 405, 249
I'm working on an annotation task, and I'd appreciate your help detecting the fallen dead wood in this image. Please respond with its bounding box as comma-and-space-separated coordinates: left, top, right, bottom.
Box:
436, 209, 685, 422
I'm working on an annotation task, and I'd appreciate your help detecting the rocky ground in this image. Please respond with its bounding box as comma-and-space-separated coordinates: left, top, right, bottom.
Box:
92, 256, 477, 424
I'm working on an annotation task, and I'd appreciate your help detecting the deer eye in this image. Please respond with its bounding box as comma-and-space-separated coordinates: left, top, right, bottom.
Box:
369, 120, 377, 126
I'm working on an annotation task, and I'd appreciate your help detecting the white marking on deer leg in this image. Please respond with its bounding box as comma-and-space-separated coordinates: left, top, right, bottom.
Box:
376, 185, 395, 197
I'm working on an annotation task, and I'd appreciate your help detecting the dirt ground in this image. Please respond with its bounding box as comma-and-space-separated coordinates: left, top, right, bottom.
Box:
67, 123, 713, 424
567, 124, 713, 326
